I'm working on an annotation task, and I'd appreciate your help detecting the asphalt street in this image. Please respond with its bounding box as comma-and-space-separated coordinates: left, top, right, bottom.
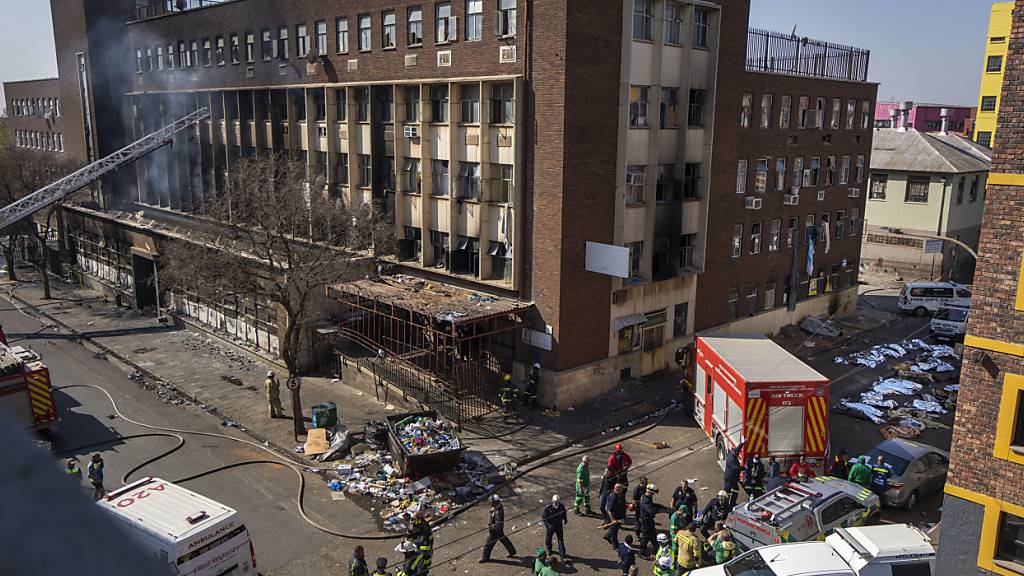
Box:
5, 286, 953, 575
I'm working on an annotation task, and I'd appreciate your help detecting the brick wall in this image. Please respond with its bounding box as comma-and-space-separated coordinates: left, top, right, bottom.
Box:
697, 62, 877, 331
4, 79, 66, 154
945, 0, 1024, 500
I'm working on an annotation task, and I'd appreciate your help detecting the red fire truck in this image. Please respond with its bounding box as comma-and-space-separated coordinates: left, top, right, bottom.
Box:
0, 327, 58, 431
693, 335, 829, 470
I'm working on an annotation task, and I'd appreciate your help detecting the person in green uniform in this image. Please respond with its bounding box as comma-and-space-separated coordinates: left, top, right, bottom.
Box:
574, 455, 592, 515
669, 504, 691, 560
538, 555, 562, 576
848, 456, 873, 487
533, 547, 547, 576
713, 531, 737, 564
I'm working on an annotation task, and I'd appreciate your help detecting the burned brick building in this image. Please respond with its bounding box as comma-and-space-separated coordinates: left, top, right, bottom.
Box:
8, 0, 875, 417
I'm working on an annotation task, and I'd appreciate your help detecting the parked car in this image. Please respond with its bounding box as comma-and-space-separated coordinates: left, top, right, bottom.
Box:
898, 281, 971, 316
866, 439, 949, 509
688, 524, 936, 576
929, 303, 969, 341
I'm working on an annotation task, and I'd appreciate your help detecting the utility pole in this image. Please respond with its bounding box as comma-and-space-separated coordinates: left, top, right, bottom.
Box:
288, 375, 304, 440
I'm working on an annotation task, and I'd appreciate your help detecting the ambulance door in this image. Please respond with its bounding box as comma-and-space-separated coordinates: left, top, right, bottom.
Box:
694, 363, 708, 428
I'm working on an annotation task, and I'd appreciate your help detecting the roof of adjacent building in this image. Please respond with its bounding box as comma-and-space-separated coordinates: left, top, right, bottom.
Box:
870, 129, 991, 174
699, 334, 827, 383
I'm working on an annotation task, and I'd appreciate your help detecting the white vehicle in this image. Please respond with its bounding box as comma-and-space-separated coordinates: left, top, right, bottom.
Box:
688, 524, 935, 576
929, 304, 969, 341
898, 281, 970, 316
96, 477, 257, 576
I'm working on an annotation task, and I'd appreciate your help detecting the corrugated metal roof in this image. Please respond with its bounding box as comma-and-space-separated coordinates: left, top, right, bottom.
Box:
700, 334, 827, 383
870, 129, 991, 174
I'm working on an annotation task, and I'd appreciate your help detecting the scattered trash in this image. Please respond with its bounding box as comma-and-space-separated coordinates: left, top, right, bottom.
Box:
435, 311, 468, 322
394, 415, 461, 455
327, 480, 344, 491
221, 420, 238, 428
467, 293, 497, 304
330, 491, 347, 501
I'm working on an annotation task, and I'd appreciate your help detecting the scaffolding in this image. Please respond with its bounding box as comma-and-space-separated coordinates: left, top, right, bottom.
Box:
327, 277, 530, 425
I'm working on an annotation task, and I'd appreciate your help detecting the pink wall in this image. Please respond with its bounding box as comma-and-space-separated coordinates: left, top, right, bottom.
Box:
873, 102, 975, 135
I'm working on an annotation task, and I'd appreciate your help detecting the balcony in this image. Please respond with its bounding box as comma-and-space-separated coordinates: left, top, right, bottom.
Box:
746, 28, 870, 82
133, 0, 236, 22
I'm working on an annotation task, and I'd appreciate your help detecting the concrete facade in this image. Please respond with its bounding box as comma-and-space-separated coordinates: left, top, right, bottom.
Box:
938, 1, 1024, 574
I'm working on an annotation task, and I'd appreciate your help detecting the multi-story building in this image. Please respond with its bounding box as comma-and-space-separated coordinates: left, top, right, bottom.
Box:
874, 101, 974, 136
3, 78, 68, 155
695, 30, 876, 335
862, 126, 990, 283
936, 2, 1024, 574
973, 1, 1013, 148
9, 0, 873, 415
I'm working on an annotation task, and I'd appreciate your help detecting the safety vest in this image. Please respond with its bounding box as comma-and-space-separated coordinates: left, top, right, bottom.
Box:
66, 465, 81, 476
371, 571, 390, 576
653, 565, 672, 576
655, 545, 673, 567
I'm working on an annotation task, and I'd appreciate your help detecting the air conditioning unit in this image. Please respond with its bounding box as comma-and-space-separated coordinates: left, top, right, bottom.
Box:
403, 124, 419, 139
499, 45, 517, 64
625, 172, 646, 186
437, 50, 452, 67
745, 196, 762, 210
817, 190, 826, 201
783, 194, 800, 205
848, 188, 860, 198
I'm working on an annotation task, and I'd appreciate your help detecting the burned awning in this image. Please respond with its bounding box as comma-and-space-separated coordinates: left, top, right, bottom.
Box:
613, 313, 648, 331
488, 241, 506, 257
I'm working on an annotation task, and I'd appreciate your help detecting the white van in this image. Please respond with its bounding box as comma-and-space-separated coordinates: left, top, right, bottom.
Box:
930, 304, 969, 341
96, 477, 257, 576
898, 282, 971, 316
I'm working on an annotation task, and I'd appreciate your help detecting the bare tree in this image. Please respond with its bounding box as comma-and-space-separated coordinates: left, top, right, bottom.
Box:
160, 153, 394, 424
0, 147, 80, 293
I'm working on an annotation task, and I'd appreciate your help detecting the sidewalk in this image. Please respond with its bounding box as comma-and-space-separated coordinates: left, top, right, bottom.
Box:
3, 275, 683, 470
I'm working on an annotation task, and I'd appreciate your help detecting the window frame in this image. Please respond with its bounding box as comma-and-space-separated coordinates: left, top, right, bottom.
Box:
692, 7, 709, 48
661, 87, 679, 129
663, 1, 684, 45
731, 224, 743, 258
632, 0, 654, 41
740, 92, 753, 127
981, 95, 998, 112
407, 6, 423, 46
987, 54, 1004, 73
687, 88, 705, 127
754, 158, 769, 193
435, 2, 455, 44
831, 97, 841, 129
358, 13, 372, 52
465, 0, 483, 40
296, 23, 309, 58
629, 85, 650, 128
382, 10, 396, 49
336, 18, 349, 54
775, 157, 786, 191
779, 94, 791, 128
736, 159, 747, 194
905, 175, 931, 204
759, 93, 772, 128
870, 173, 888, 200
750, 221, 762, 255
314, 21, 327, 55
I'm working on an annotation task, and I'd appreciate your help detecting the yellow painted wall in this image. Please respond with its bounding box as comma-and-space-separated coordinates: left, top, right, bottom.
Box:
974, 2, 1014, 145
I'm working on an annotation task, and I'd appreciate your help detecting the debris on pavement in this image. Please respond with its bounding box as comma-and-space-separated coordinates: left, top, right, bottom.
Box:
801, 315, 841, 338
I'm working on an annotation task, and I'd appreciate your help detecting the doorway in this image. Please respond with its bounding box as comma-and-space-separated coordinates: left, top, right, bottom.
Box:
132, 254, 157, 311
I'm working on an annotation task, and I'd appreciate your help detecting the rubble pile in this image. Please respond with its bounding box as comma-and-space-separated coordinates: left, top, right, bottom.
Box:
394, 415, 461, 455
330, 449, 497, 531
837, 339, 961, 439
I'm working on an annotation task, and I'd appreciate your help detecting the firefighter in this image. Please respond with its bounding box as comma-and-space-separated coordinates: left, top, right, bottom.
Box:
654, 533, 672, 571
829, 449, 850, 480
699, 490, 731, 538
574, 455, 592, 515
631, 476, 649, 531
395, 540, 418, 576
542, 494, 568, 560
636, 484, 662, 555
607, 444, 633, 487
65, 458, 82, 483
371, 557, 391, 576
653, 555, 672, 576
499, 374, 518, 419
848, 456, 873, 487
870, 455, 894, 496
408, 512, 433, 576
723, 443, 744, 507
743, 454, 766, 501
265, 370, 284, 418
481, 495, 517, 562
523, 362, 540, 408
674, 522, 702, 572
349, 545, 369, 576
87, 453, 105, 501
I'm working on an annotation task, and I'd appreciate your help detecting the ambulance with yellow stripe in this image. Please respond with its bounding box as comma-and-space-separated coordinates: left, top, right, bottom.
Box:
693, 335, 829, 471
0, 327, 59, 431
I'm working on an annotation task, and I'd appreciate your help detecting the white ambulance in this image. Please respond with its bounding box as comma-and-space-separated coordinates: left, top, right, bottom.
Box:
96, 477, 257, 576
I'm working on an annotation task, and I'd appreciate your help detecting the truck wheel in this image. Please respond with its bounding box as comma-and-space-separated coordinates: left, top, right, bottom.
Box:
913, 306, 928, 317
905, 490, 919, 510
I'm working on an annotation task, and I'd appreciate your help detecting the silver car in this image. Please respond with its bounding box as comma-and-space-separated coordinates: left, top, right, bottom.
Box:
867, 439, 949, 509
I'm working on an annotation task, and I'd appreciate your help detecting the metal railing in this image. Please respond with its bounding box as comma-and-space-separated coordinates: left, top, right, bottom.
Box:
746, 28, 870, 82
134, 0, 234, 21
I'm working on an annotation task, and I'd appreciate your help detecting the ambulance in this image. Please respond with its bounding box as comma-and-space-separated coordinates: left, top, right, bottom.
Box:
693, 335, 830, 470
96, 477, 257, 576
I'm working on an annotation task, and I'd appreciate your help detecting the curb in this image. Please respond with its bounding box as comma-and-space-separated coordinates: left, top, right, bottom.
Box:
3, 287, 312, 470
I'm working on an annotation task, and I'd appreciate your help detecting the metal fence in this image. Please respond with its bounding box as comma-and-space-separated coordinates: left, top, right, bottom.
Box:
746, 28, 870, 82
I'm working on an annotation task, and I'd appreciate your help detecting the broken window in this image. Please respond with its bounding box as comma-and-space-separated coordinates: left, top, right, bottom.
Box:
382, 11, 396, 49
460, 84, 480, 123
629, 86, 649, 128
405, 159, 421, 193
458, 162, 480, 199
202, 38, 211, 66
430, 85, 449, 122
246, 32, 256, 63
452, 235, 480, 276
432, 160, 450, 196
230, 33, 240, 64
262, 29, 272, 60
431, 230, 449, 268
215, 36, 225, 65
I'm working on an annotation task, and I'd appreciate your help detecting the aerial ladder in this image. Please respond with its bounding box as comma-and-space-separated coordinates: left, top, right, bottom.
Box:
0, 107, 210, 233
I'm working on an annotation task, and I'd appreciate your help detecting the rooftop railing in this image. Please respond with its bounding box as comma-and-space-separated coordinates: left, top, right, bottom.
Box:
133, 0, 235, 22
746, 28, 870, 82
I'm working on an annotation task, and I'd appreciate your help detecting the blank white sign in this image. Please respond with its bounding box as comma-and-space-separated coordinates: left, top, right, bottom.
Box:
585, 241, 629, 278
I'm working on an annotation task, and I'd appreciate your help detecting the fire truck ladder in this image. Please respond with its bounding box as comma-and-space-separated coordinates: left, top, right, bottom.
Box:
748, 482, 820, 518
0, 107, 210, 234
